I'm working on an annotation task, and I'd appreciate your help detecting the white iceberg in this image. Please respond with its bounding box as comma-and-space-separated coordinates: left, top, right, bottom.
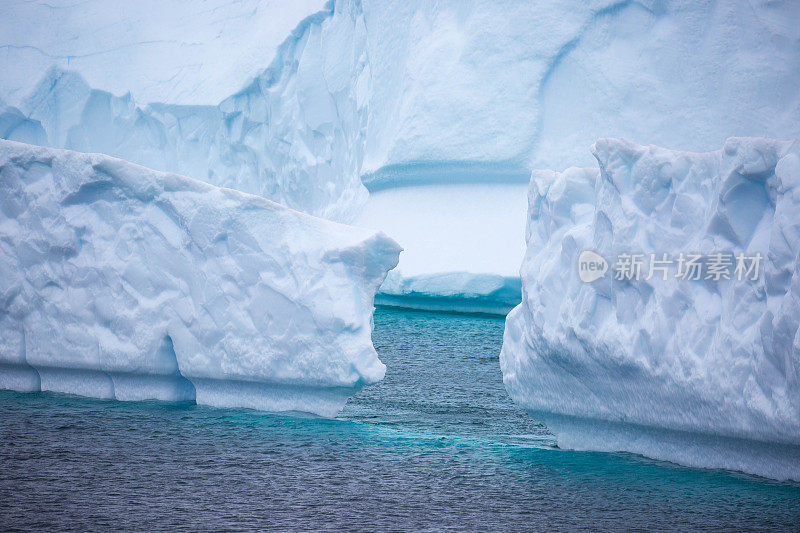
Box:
501, 137, 800, 480
0, 139, 400, 416
4, 0, 798, 204
2, 1, 798, 311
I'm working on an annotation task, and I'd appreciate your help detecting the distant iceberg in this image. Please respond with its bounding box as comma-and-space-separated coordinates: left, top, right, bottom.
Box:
0, 139, 400, 416
501, 138, 800, 480
356, 181, 528, 315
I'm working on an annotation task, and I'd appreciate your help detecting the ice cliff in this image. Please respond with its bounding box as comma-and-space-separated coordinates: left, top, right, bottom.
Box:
0, 139, 400, 416
500, 138, 800, 480
0, 1, 371, 221
5, 0, 798, 197
3, 0, 798, 312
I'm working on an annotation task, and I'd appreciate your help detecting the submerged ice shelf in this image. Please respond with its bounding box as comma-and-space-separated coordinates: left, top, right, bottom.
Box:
0, 139, 400, 416
501, 137, 800, 481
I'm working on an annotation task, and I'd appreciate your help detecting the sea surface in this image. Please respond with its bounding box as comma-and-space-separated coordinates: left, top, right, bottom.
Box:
1, 308, 798, 531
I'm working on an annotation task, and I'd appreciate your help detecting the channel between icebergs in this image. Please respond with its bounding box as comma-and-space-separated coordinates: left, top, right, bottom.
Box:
501, 137, 800, 481
356, 182, 528, 315
0, 139, 400, 416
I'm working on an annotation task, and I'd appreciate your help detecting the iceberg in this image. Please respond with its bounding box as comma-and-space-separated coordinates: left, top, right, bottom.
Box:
500, 137, 800, 480
0, 139, 400, 416
3, 1, 798, 312
4, 0, 798, 201
0, 0, 373, 222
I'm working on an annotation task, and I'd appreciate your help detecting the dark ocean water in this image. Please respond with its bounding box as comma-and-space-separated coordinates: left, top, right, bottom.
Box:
1, 308, 798, 531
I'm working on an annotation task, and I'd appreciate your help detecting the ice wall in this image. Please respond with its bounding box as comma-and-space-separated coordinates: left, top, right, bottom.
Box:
5, 0, 798, 186
1, 0, 372, 222
500, 138, 800, 480
0, 139, 400, 416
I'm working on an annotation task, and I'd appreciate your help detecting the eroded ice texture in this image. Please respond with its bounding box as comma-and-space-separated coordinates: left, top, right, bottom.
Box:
0, 2, 372, 222
500, 138, 800, 480
2, 0, 798, 217
0, 139, 400, 416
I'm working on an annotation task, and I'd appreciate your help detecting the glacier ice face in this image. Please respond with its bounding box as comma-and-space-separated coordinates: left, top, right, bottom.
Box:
1, 0, 373, 221
0, 139, 400, 416
500, 137, 800, 480
3, 34, 371, 222
4, 0, 798, 211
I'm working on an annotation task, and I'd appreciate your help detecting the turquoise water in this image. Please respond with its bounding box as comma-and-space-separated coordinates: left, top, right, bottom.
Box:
1, 308, 798, 530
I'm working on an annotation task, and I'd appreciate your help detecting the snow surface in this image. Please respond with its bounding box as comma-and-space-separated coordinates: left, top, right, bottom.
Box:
0, 139, 400, 416
500, 138, 800, 480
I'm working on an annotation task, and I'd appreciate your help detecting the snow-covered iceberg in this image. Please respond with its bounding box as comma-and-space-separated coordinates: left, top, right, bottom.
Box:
0, 139, 400, 416
501, 138, 800, 480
